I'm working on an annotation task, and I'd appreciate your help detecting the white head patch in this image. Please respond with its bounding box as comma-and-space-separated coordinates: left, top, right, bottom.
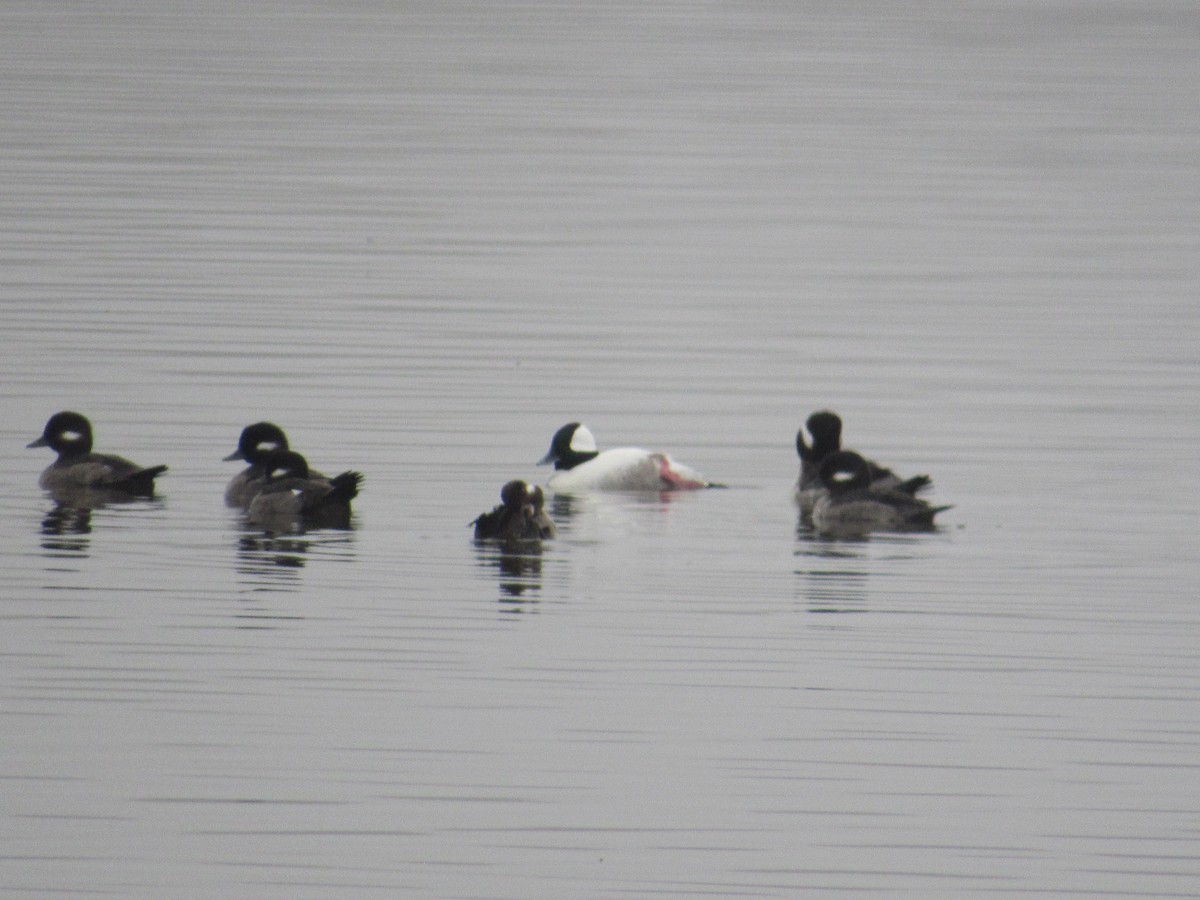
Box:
569, 424, 597, 453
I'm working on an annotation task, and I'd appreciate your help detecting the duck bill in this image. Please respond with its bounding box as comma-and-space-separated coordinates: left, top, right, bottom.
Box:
536, 451, 556, 466
222, 449, 245, 461
27, 436, 48, 448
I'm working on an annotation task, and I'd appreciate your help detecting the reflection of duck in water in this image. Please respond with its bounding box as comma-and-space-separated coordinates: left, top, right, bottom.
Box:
234, 524, 357, 595
237, 532, 311, 575
28, 411, 167, 499
793, 537, 873, 612
472, 480, 556, 542
247, 450, 362, 532
41, 504, 92, 535
538, 422, 719, 492
811, 451, 950, 537
490, 541, 547, 602
795, 410, 931, 519
38, 504, 94, 556
224, 422, 327, 508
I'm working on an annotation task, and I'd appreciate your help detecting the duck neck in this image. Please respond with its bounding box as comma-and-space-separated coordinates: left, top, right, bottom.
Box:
555, 448, 599, 470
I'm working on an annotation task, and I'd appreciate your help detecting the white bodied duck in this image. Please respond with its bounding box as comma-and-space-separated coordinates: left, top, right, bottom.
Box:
537, 422, 718, 492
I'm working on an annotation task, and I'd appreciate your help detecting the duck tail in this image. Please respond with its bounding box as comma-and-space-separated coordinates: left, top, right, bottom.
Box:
112, 464, 168, 496
896, 474, 933, 496
912, 503, 953, 528
329, 470, 363, 502
471, 506, 498, 534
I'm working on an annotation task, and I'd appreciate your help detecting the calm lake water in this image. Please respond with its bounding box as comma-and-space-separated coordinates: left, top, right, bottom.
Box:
2, 2, 1198, 897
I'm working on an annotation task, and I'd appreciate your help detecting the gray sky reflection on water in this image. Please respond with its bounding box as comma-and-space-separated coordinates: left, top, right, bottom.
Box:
1, 1, 1198, 897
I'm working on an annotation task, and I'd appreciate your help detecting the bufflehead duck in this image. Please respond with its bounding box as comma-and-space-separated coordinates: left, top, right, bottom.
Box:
472, 480, 557, 541
223, 422, 327, 508
811, 450, 950, 536
795, 410, 931, 517
28, 411, 166, 497
246, 450, 362, 530
537, 422, 717, 492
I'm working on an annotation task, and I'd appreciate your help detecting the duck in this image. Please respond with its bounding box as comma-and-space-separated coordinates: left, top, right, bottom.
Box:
537, 422, 718, 492
795, 410, 931, 517
223, 422, 329, 508
246, 450, 362, 531
472, 480, 557, 541
28, 411, 167, 498
811, 450, 950, 536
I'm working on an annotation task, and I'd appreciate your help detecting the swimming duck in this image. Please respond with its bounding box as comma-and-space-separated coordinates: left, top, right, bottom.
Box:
537, 422, 717, 492
795, 410, 931, 517
246, 450, 362, 530
223, 422, 328, 508
472, 480, 557, 542
28, 411, 167, 498
811, 450, 950, 536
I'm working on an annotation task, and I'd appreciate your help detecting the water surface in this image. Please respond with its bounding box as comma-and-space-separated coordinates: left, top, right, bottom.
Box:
2, 2, 1198, 897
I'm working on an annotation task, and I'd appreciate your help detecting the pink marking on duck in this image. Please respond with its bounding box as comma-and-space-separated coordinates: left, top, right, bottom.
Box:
657, 454, 706, 489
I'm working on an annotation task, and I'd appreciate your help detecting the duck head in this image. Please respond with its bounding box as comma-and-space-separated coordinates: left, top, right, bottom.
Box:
225, 422, 289, 464
537, 422, 599, 470
28, 411, 94, 458
796, 410, 843, 463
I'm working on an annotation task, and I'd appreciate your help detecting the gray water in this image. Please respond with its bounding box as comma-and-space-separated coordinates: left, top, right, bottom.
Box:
3, 2, 1199, 897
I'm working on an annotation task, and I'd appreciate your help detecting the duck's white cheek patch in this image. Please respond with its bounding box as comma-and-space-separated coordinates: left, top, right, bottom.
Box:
257, 441, 280, 454
63, 430, 83, 442
569, 425, 597, 453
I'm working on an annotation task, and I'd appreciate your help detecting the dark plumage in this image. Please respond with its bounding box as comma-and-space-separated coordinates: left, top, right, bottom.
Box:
223, 422, 328, 508
795, 410, 931, 517
472, 480, 557, 542
246, 450, 361, 531
811, 451, 950, 536
28, 411, 166, 498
